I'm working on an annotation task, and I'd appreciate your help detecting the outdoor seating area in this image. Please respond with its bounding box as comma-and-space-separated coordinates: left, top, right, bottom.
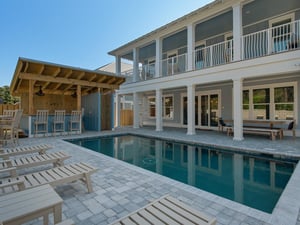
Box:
0, 143, 97, 225
218, 118, 296, 140
34, 110, 82, 137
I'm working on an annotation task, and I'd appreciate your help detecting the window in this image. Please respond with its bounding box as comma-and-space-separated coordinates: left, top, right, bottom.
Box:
253, 88, 270, 120
163, 96, 174, 119
149, 97, 156, 117
148, 95, 174, 119
270, 14, 294, 53
274, 86, 294, 120
243, 90, 250, 119
195, 44, 205, 69
243, 83, 296, 121
168, 54, 177, 75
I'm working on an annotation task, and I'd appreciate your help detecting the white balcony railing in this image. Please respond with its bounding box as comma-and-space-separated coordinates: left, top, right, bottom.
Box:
123, 20, 299, 84
141, 62, 155, 80
242, 20, 299, 59
194, 39, 233, 70
161, 53, 188, 76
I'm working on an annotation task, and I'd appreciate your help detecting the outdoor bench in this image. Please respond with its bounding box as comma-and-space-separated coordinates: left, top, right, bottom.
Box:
227, 126, 283, 140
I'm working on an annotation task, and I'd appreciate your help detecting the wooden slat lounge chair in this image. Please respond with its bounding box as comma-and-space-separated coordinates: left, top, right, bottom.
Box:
0, 144, 52, 159
0, 162, 97, 195
109, 195, 217, 225
0, 184, 63, 225
0, 151, 71, 177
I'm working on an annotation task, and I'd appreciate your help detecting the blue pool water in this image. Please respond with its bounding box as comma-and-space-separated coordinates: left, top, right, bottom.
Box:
67, 134, 297, 213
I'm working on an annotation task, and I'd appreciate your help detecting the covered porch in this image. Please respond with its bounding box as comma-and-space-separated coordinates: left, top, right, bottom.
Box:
10, 58, 125, 137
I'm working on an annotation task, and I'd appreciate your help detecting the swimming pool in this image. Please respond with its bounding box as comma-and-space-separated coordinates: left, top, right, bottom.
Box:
68, 134, 297, 213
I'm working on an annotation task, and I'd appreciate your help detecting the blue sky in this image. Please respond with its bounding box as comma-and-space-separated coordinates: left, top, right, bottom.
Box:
0, 0, 212, 87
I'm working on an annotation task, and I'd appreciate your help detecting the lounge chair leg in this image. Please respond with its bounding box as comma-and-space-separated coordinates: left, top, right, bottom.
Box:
84, 173, 93, 193
43, 213, 49, 225
53, 203, 62, 224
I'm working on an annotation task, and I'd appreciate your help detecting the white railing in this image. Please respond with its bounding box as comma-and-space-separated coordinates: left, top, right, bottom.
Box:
122, 20, 299, 84
161, 53, 187, 76
242, 20, 299, 60
141, 62, 155, 80
194, 39, 233, 70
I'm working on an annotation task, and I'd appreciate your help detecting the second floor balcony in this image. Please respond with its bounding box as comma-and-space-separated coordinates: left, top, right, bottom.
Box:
122, 19, 299, 84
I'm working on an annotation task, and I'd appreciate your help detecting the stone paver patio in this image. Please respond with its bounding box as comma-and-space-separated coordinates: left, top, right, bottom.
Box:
3, 127, 300, 225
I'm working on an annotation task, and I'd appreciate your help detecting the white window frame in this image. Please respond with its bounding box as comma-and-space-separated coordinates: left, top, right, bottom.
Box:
243, 82, 297, 122
148, 96, 156, 118
148, 95, 174, 120
162, 95, 174, 119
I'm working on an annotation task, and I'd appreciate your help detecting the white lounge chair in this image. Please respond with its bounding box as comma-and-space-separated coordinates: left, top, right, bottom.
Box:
0, 144, 52, 159
0, 151, 71, 177
109, 195, 217, 225
0, 162, 97, 195
0, 184, 63, 225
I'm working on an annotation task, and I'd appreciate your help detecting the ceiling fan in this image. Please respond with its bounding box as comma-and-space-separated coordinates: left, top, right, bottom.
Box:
35, 86, 45, 96
71, 90, 77, 98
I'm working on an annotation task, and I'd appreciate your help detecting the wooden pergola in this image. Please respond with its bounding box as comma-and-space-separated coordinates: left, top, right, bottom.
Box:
10, 58, 125, 115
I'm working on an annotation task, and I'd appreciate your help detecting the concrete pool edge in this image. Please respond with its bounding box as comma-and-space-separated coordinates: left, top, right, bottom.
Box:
269, 161, 300, 225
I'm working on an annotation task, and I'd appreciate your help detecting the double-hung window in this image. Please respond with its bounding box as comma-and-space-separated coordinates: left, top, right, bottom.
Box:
148, 95, 174, 119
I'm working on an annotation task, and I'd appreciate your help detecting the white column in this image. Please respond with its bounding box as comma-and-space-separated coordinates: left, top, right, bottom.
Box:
115, 92, 121, 128
233, 154, 244, 203
115, 56, 121, 76
155, 140, 163, 174
155, 38, 162, 78
232, 3, 243, 61
156, 88, 163, 131
233, 78, 244, 141
187, 24, 195, 71
133, 48, 139, 82
133, 92, 140, 128
187, 146, 195, 185
187, 84, 196, 135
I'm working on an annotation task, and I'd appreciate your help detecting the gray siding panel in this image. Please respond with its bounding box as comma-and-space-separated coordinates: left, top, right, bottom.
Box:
163, 29, 187, 52
139, 42, 156, 62
195, 10, 233, 42
243, 0, 300, 26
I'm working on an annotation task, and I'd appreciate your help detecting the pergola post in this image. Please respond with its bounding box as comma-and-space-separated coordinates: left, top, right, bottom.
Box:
28, 80, 34, 115
77, 85, 81, 111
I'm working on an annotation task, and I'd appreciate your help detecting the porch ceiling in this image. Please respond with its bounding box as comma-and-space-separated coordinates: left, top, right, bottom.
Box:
10, 57, 125, 96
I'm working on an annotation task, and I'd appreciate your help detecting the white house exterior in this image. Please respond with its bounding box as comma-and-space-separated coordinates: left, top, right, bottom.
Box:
109, 0, 300, 140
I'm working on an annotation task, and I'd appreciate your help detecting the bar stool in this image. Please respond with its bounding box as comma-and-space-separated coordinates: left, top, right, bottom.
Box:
53, 110, 65, 136
69, 110, 81, 134
34, 110, 49, 136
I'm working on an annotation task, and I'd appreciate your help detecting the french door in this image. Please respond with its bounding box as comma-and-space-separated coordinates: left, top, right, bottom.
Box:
182, 91, 220, 128
200, 93, 219, 128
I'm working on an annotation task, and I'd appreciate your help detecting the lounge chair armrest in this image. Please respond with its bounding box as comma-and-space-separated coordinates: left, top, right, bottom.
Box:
0, 178, 25, 191
0, 167, 17, 177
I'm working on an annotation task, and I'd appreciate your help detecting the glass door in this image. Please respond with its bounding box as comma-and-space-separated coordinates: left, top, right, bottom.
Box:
182, 96, 198, 125
200, 93, 220, 128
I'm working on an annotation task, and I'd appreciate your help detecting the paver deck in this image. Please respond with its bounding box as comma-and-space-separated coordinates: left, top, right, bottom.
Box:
3, 127, 300, 225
